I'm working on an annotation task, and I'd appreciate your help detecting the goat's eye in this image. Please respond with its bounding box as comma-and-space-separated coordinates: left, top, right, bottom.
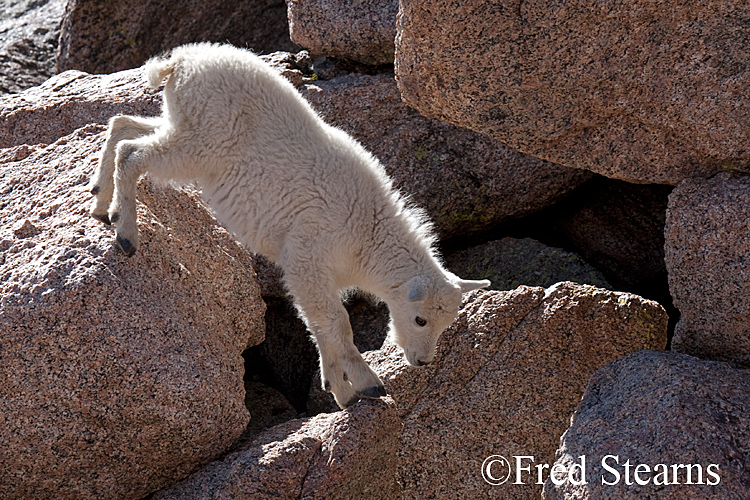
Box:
415, 316, 427, 327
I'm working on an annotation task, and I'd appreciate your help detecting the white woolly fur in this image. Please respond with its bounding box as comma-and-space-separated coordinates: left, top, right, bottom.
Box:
89, 43, 489, 408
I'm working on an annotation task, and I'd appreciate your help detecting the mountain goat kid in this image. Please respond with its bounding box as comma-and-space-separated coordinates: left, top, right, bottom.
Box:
88, 43, 489, 408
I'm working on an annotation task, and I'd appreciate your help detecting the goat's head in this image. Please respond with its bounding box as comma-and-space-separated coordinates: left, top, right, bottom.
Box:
388, 273, 490, 367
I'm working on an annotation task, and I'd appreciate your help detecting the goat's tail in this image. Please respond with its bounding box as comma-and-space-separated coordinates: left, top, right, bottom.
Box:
144, 53, 177, 90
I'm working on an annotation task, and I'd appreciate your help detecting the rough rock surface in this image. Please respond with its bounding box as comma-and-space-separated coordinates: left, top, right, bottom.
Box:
445, 237, 611, 291
287, 0, 398, 65
396, 0, 750, 185
0, 126, 265, 499
364, 283, 668, 499
0, 0, 65, 94
300, 71, 591, 239
57, 0, 297, 74
260, 50, 381, 85
665, 172, 750, 368
0, 68, 159, 149
152, 398, 403, 500
543, 350, 750, 499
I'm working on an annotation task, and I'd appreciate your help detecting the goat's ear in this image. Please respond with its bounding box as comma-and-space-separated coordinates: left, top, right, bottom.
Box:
456, 278, 491, 293
407, 277, 428, 302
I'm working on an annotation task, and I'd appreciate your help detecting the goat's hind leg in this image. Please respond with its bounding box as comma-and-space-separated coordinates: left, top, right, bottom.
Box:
89, 115, 162, 225
107, 136, 149, 256
108, 129, 198, 257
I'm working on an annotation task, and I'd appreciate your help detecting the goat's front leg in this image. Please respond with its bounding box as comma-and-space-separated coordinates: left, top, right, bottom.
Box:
290, 284, 386, 408
312, 309, 387, 409
89, 115, 161, 225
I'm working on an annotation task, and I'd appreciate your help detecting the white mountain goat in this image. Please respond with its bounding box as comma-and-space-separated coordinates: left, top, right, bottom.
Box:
88, 43, 490, 408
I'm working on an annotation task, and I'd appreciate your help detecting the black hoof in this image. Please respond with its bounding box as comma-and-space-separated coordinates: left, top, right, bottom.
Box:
91, 212, 111, 225
115, 234, 136, 257
358, 385, 387, 399
90, 185, 100, 195
110, 212, 120, 223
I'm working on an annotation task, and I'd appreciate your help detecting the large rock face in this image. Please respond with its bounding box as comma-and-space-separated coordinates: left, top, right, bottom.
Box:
300, 71, 591, 239
287, 0, 398, 65
0, 125, 266, 499
365, 283, 668, 500
56, 0, 297, 74
665, 172, 750, 368
0, 68, 159, 149
543, 350, 750, 499
396, 0, 750, 184
0, 0, 65, 94
153, 399, 402, 500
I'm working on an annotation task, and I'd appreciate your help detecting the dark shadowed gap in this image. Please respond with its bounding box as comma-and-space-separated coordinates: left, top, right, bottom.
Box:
439, 174, 678, 348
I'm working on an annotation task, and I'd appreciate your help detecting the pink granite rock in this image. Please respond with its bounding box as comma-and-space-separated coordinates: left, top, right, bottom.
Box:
152, 398, 402, 500
665, 172, 750, 368
287, 0, 398, 65
300, 71, 591, 239
543, 350, 750, 499
0, 68, 159, 149
396, 0, 750, 185
0, 0, 65, 94
0, 126, 265, 499
56, 0, 297, 74
365, 283, 667, 500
